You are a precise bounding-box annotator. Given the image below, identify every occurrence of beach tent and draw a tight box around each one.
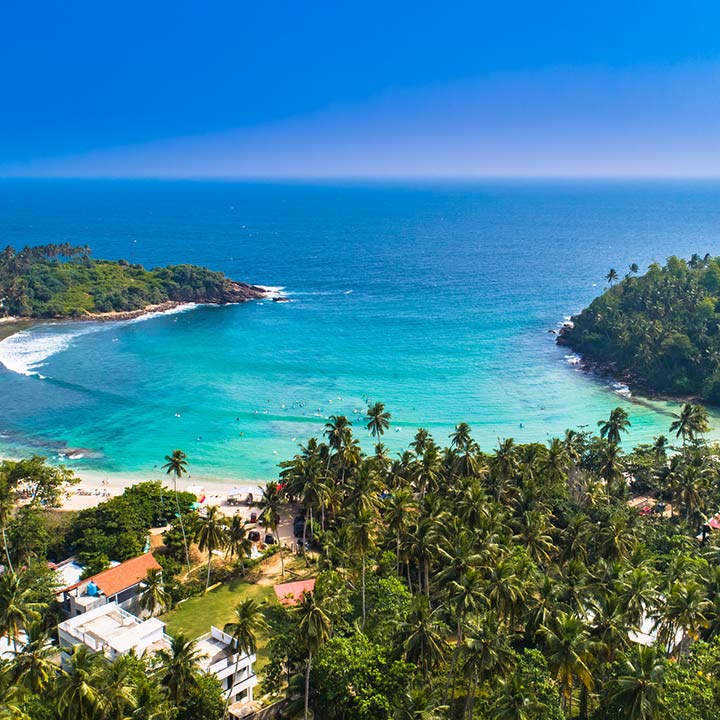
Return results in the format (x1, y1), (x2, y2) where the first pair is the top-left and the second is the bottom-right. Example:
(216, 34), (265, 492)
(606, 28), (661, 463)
(186, 485), (206, 503)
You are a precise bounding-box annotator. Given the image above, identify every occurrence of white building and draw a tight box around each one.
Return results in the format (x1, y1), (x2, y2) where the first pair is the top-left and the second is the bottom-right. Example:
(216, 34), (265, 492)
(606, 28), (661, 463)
(196, 626), (258, 705)
(57, 603), (169, 661)
(57, 604), (257, 706)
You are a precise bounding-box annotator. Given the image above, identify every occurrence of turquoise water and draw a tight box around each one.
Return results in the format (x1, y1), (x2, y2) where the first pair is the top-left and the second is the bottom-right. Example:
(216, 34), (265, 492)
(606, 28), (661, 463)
(1, 180), (720, 481)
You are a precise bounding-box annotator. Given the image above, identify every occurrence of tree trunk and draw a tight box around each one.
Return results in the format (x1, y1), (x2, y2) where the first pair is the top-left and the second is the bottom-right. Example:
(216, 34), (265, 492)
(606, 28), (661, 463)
(2, 526), (13, 574)
(278, 524), (285, 577)
(223, 639), (243, 717)
(361, 554), (366, 629)
(206, 551), (212, 590)
(304, 650), (312, 720)
(173, 477), (191, 571)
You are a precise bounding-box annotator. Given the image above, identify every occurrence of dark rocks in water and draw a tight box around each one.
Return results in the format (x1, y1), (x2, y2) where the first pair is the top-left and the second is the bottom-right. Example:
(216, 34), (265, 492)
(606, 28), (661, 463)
(216, 281), (269, 303)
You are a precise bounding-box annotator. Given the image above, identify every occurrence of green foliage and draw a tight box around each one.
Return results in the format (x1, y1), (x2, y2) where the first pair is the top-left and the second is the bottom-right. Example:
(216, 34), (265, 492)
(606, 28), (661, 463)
(561, 254), (720, 401)
(59, 482), (195, 562)
(0, 243), (238, 318)
(175, 673), (224, 720)
(311, 634), (414, 720)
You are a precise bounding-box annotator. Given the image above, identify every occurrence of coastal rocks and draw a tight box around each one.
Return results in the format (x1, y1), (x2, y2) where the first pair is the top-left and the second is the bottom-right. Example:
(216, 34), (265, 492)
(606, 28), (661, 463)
(216, 281), (269, 303)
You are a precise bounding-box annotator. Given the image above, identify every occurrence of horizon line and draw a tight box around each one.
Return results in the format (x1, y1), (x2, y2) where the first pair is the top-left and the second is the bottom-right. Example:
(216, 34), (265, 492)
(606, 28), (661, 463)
(3, 173), (720, 183)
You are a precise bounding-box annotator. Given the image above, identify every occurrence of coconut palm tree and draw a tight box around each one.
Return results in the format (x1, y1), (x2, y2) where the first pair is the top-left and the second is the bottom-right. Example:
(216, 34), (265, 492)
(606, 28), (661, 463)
(0, 571), (42, 651)
(366, 402), (391, 440)
(670, 403), (710, 445)
(139, 567), (170, 617)
(157, 633), (203, 708)
(55, 645), (110, 720)
(195, 505), (228, 590)
(258, 481), (285, 576)
(461, 616), (515, 720)
(225, 515), (252, 571)
(606, 645), (665, 720)
(540, 611), (594, 716)
(223, 598), (267, 715)
(162, 450), (191, 571)
(295, 590), (331, 720)
(606, 268), (619, 285)
(401, 595), (448, 682)
(10, 619), (56, 694)
(598, 407), (631, 445)
(323, 415), (352, 472)
(101, 654), (138, 720)
(384, 487), (418, 574)
(345, 505), (377, 628)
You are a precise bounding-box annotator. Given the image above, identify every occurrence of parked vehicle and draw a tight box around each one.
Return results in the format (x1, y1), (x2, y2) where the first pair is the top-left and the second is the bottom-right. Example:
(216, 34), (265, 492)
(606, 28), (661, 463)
(248, 530), (261, 542)
(264, 533), (276, 545)
(249, 511), (257, 523)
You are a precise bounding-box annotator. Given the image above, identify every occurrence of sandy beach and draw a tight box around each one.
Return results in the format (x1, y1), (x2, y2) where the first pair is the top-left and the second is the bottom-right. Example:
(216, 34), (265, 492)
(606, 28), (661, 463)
(38, 466), (267, 513)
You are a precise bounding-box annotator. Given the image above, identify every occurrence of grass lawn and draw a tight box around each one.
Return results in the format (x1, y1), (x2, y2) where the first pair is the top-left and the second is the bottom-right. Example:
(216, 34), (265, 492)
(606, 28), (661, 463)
(160, 556), (315, 671)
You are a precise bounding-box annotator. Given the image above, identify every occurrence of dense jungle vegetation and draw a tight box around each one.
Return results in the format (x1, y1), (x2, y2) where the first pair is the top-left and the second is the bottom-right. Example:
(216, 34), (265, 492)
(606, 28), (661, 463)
(4, 402), (720, 718)
(0, 244), (241, 318)
(560, 254), (720, 402)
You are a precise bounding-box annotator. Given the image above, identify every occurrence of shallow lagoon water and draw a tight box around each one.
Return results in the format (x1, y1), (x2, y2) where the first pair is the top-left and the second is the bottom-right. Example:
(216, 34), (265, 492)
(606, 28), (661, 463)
(1, 179), (720, 480)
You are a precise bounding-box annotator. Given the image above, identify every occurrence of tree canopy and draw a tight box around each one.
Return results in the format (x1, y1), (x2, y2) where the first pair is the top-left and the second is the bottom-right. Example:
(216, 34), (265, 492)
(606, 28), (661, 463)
(560, 254), (720, 402)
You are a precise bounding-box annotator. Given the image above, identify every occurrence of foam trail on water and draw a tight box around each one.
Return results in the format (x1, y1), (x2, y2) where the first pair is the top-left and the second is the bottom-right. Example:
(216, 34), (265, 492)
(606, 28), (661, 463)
(0, 303), (199, 377)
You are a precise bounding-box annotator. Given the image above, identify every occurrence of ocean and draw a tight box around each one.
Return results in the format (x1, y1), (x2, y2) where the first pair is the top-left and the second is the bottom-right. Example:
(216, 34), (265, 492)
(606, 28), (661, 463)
(1, 179), (719, 482)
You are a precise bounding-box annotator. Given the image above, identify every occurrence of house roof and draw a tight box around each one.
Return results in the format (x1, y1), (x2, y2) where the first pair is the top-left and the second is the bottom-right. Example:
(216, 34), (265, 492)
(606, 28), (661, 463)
(61, 553), (161, 597)
(273, 578), (316, 606)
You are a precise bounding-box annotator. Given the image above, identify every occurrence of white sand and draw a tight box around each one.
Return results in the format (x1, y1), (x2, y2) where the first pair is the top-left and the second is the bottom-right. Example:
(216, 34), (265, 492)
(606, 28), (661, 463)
(48, 467), (265, 512)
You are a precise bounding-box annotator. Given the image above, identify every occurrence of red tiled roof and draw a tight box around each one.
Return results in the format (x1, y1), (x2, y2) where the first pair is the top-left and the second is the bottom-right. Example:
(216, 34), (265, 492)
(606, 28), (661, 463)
(273, 579), (316, 606)
(61, 553), (161, 597)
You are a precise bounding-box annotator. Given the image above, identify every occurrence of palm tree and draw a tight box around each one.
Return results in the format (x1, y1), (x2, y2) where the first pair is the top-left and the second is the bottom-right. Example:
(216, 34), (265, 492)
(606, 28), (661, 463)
(10, 619), (56, 694)
(628, 262), (639, 276)
(55, 645), (110, 720)
(139, 567), (170, 617)
(162, 450), (191, 571)
(366, 402), (391, 440)
(461, 617), (515, 720)
(195, 505), (228, 590)
(670, 403), (710, 444)
(157, 633), (203, 708)
(345, 505), (377, 628)
(606, 645), (665, 720)
(598, 407), (631, 445)
(323, 415), (352, 472)
(101, 654), (138, 720)
(445, 568), (486, 702)
(225, 515), (252, 571)
(383, 487), (417, 574)
(606, 268), (619, 285)
(655, 580), (710, 652)
(401, 595), (448, 682)
(258, 481), (285, 576)
(540, 611), (594, 716)
(295, 590), (331, 720)
(0, 571), (42, 651)
(223, 598), (268, 715)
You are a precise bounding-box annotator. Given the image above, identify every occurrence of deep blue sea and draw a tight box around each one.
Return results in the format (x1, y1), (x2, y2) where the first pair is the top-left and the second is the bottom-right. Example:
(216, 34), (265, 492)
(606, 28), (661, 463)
(1, 179), (720, 482)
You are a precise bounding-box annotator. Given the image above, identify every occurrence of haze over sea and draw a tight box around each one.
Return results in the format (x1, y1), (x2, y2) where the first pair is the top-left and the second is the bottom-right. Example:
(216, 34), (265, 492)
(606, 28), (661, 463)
(1, 179), (719, 482)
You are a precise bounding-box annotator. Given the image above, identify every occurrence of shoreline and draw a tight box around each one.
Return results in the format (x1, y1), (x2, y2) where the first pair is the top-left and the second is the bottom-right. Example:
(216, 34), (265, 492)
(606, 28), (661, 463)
(39, 465), (268, 512)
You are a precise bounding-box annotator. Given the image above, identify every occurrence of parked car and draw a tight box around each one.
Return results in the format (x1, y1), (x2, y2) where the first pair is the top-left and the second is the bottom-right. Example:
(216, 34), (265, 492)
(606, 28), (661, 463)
(264, 533), (276, 545)
(248, 530), (261, 542)
(249, 511), (257, 523)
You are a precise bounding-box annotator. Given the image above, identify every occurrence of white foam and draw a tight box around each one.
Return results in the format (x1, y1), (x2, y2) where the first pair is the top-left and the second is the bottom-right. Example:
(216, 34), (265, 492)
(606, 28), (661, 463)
(256, 285), (286, 299)
(564, 353), (582, 366)
(611, 381), (632, 398)
(0, 303), (199, 378)
(0, 325), (102, 376)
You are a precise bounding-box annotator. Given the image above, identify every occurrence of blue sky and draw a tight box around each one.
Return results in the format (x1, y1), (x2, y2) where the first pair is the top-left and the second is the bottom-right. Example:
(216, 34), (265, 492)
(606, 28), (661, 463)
(2, 1), (720, 177)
